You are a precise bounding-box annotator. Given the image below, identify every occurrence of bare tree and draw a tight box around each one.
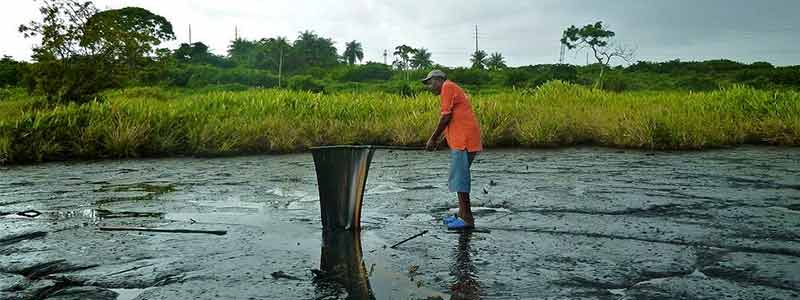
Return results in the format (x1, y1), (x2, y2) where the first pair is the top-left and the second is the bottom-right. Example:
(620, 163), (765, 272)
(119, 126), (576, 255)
(561, 21), (635, 89)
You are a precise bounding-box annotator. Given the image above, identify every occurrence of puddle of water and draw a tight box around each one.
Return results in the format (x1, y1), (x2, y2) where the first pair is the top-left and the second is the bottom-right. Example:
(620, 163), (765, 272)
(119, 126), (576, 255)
(404, 185), (438, 191)
(91, 182), (177, 204)
(287, 201), (317, 210)
(95, 196), (154, 204)
(315, 231), (450, 300)
(3, 181), (36, 187)
(165, 211), (288, 228)
(41, 208), (100, 221)
(447, 207), (512, 215)
(608, 288), (626, 296)
(267, 187), (310, 199)
(96, 182), (176, 194)
(769, 206), (800, 215)
(12, 208), (166, 222)
(689, 269), (709, 279)
(367, 262), (450, 300)
(112, 288), (147, 300)
(185, 195), (266, 211)
(266, 187), (321, 210)
(366, 183), (407, 195)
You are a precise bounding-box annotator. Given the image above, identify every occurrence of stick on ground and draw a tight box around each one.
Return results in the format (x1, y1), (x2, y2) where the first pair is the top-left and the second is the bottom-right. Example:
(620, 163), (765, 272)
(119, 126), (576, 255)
(390, 230), (429, 249)
(98, 226), (227, 235)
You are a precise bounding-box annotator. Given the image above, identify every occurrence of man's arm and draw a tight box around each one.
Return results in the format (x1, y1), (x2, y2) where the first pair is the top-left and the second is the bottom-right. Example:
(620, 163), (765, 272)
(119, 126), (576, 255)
(426, 113), (452, 151)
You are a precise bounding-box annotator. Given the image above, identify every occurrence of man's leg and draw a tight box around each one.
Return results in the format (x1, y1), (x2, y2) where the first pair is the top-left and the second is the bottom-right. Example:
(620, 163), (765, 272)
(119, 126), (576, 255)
(457, 192), (474, 225)
(455, 152), (477, 225)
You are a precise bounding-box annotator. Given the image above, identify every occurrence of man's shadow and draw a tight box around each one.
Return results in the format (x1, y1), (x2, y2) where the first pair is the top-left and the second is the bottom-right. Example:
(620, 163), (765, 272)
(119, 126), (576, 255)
(450, 231), (481, 300)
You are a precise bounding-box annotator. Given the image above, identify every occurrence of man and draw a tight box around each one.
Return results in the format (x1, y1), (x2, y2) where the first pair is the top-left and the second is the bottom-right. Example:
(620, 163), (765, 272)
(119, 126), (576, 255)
(422, 70), (483, 229)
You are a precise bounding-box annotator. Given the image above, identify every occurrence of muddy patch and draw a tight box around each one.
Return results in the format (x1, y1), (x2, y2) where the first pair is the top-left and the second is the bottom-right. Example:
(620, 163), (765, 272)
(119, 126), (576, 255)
(1, 147), (799, 299)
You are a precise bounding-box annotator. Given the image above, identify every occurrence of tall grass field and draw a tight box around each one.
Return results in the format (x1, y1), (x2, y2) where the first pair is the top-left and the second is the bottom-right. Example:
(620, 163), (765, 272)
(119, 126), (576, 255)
(1, 81), (798, 165)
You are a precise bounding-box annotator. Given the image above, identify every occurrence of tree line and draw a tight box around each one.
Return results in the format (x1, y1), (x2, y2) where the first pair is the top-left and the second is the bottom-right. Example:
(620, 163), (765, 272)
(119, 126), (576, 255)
(1, 0), (798, 102)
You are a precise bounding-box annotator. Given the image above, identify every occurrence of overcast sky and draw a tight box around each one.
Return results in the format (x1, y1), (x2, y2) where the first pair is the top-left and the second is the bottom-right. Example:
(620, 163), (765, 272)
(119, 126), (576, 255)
(2, 0), (799, 66)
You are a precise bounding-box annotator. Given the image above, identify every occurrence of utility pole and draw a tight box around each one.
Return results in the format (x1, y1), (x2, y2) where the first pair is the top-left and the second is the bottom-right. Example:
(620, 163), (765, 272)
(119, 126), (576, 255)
(559, 43), (565, 64)
(188, 24), (192, 44)
(383, 49), (388, 65)
(235, 25), (239, 41)
(278, 47), (284, 88)
(474, 24), (479, 53)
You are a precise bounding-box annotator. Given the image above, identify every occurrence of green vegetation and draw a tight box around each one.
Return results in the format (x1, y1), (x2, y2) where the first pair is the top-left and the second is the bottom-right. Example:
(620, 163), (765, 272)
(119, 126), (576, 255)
(2, 1), (797, 165)
(18, 1), (175, 102)
(1, 82), (798, 165)
(6, 1), (800, 99)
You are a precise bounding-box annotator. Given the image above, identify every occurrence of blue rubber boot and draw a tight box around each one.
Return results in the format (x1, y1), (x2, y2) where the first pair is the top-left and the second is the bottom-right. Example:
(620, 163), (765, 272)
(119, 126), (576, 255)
(446, 218), (475, 230)
(443, 214), (458, 225)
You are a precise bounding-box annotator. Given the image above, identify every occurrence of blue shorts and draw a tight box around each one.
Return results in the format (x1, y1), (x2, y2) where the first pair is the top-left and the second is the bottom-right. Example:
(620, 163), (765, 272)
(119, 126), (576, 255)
(449, 150), (477, 193)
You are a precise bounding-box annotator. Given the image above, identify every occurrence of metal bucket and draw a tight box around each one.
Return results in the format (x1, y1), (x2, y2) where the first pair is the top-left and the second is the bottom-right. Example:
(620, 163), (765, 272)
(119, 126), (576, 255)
(311, 145), (376, 232)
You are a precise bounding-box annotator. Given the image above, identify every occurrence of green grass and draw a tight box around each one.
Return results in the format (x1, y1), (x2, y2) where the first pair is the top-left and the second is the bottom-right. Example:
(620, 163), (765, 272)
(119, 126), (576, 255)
(1, 82), (798, 165)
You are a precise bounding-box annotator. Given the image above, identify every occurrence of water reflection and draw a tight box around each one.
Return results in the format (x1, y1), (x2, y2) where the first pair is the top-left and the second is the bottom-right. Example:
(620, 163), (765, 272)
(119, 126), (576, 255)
(450, 232), (481, 300)
(314, 230), (375, 300)
(42, 208), (164, 222)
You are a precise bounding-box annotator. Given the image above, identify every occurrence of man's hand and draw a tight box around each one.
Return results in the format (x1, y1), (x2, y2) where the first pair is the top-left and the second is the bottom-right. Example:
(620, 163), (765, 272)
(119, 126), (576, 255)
(426, 114), (452, 152)
(425, 138), (438, 151)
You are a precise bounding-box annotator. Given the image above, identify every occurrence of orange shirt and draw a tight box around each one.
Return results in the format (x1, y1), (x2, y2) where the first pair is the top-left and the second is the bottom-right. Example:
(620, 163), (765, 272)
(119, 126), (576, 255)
(440, 80), (482, 152)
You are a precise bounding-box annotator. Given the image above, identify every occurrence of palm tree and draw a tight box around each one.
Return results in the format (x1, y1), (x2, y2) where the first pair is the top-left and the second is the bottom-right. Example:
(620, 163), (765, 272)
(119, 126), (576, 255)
(470, 50), (488, 69)
(294, 30), (337, 68)
(260, 36), (291, 86)
(393, 44), (415, 80)
(410, 48), (433, 69)
(486, 52), (507, 70)
(343, 40), (364, 65)
(227, 38), (258, 67)
(393, 45), (414, 69)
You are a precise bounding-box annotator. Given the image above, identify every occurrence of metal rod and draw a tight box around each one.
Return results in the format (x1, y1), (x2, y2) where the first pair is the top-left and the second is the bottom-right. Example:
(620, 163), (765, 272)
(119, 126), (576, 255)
(389, 230), (429, 249)
(310, 145), (425, 151)
(368, 145), (425, 151)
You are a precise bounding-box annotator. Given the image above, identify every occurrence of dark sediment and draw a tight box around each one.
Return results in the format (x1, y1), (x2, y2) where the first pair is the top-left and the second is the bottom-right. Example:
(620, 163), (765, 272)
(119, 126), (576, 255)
(1, 147), (798, 299)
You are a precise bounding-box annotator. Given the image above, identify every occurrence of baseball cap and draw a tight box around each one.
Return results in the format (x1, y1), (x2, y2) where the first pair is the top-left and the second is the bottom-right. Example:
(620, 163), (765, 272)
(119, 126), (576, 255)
(421, 70), (447, 83)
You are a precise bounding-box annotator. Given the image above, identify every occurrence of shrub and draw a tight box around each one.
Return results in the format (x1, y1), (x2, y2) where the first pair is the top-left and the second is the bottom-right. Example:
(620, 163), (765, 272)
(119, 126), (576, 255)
(288, 75), (325, 93)
(0, 57), (21, 87)
(376, 81), (425, 97)
(677, 77), (719, 91)
(178, 65), (279, 88)
(601, 72), (635, 92)
(447, 68), (491, 86)
(338, 63), (393, 82)
(503, 65), (578, 88)
(23, 57), (118, 103)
